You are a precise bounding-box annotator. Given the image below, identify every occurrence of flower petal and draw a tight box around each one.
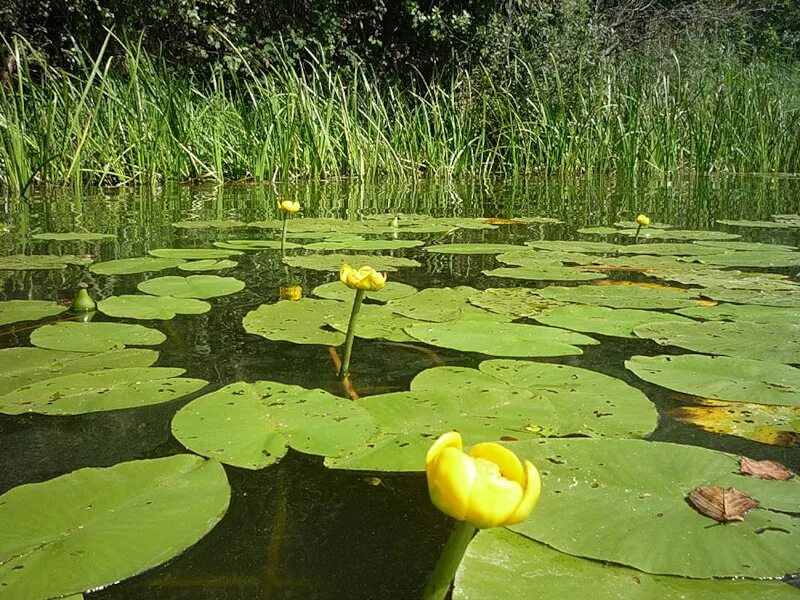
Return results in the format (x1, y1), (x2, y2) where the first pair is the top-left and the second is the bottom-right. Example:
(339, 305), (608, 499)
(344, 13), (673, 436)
(505, 460), (542, 525)
(468, 442), (525, 485)
(426, 431), (462, 467)
(427, 446), (475, 522)
(464, 470), (524, 528)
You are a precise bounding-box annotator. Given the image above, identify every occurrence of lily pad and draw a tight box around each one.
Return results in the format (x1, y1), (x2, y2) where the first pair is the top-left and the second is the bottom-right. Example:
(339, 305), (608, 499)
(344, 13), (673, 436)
(535, 305), (696, 338)
(0, 254), (93, 271)
(626, 354), (800, 406)
(670, 398), (800, 447)
(0, 367), (208, 415)
(32, 232), (116, 241)
(172, 381), (376, 469)
(98, 295), (211, 320)
(676, 303), (799, 324)
(0, 300), (67, 326)
(387, 287), (496, 323)
(312, 281), (417, 303)
(507, 438), (800, 578)
(0, 455), (229, 600)
(697, 287), (800, 307)
(30, 322), (166, 352)
(149, 248), (243, 260)
(526, 241), (619, 253)
(468, 288), (565, 319)
(304, 239), (424, 251)
(0, 348), (159, 395)
(138, 275), (245, 299)
(698, 251), (800, 268)
(282, 254), (420, 272)
(482, 266), (606, 282)
(243, 299), (347, 345)
(614, 220), (674, 229)
(90, 257), (185, 275)
(647, 229), (742, 241)
(213, 240), (302, 250)
(616, 243), (723, 256)
(634, 321), (800, 364)
(537, 284), (700, 309)
(178, 259), (238, 272)
(424, 243), (528, 255)
(454, 528), (799, 600)
(404, 320), (597, 357)
(717, 219), (795, 229)
(653, 269), (799, 291)
(496, 250), (596, 266)
(326, 303), (419, 342)
(577, 226), (619, 235)
(694, 241), (798, 252)
(172, 220), (245, 229)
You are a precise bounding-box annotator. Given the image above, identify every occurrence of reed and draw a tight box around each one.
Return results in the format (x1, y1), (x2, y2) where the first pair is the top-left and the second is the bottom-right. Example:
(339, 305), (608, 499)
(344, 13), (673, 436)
(1, 33), (799, 193)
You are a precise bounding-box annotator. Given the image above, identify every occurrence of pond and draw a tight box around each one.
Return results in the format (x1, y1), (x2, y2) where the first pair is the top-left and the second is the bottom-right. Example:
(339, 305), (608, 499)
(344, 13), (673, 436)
(0, 176), (798, 600)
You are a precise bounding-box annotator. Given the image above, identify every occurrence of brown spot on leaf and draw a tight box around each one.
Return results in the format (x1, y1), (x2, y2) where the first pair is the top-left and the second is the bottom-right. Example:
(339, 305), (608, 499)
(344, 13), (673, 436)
(688, 486), (759, 522)
(740, 456), (794, 481)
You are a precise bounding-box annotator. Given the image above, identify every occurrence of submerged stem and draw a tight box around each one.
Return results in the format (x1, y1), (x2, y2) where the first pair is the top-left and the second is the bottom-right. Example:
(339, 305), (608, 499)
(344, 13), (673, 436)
(339, 289), (366, 380)
(421, 520), (477, 600)
(632, 223), (642, 243)
(281, 213), (288, 257)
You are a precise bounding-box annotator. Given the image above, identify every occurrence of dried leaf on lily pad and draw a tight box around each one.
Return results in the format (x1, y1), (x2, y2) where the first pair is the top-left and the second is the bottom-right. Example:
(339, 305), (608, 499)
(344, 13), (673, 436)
(740, 457), (794, 481)
(688, 486), (759, 523)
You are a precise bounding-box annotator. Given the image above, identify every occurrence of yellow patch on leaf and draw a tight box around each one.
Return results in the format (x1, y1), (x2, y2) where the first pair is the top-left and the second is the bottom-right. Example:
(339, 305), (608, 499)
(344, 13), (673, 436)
(482, 218), (526, 225)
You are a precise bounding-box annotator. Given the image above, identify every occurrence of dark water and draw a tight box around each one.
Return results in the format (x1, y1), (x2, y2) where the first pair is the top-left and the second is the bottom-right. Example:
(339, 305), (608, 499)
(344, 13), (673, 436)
(0, 176), (798, 599)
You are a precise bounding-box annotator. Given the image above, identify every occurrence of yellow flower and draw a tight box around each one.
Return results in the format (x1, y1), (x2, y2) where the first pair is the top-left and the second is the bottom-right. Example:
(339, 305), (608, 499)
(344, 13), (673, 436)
(635, 214), (650, 227)
(278, 200), (300, 214)
(425, 431), (541, 529)
(279, 284), (303, 301)
(339, 263), (387, 292)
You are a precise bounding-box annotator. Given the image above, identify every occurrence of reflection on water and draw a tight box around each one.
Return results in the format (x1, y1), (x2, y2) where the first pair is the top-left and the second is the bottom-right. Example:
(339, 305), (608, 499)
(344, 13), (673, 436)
(0, 176), (798, 599)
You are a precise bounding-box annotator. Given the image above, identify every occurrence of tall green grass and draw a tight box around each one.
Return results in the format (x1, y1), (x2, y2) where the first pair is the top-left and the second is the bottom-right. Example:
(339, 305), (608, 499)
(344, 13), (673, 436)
(1, 34), (799, 193)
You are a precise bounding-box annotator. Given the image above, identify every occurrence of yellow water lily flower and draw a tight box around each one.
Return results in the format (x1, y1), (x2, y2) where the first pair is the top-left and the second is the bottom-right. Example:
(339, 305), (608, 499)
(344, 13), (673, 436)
(425, 431), (541, 529)
(339, 263), (387, 292)
(635, 214), (650, 227)
(278, 200), (301, 214)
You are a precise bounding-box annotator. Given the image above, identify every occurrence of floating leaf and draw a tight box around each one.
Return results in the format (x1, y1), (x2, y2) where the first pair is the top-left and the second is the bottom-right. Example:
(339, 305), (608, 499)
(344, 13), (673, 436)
(405, 320), (597, 357)
(537, 284), (700, 309)
(688, 486), (759, 523)
(653, 269), (798, 291)
(243, 299), (347, 345)
(740, 457), (794, 481)
(0, 300), (67, 325)
(213, 239), (302, 250)
(327, 303), (419, 342)
(0, 455), (229, 600)
(90, 257), (185, 275)
(468, 288), (564, 319)
(508, 438), (800, 578)
(669, 398), (800, 447)
(614, 221), (674, 229)
(526, 240), (619, 253)
(178, 259), (238, 272)
(282, 254), (420, 271)
(98, 295), (211, 320)
(454, 528), (798, 600)
(172, 381), (376, 469)
(32, 232), (115, 241)
(717, 219), (796, 229)
(496, 250), (596, 266)
(425, 243), (528, 255)
(694, 241), (798, 252)
(312, 281), (417, 303)
(696, 287), (800, 308)
(172, 220), (246, 229)
(616, 243), (723, 256)
(30, 322), (166, 352)
(483, 266), (606, 282)
(0, 367), (207, 415)
(626, 354), (800, 405)
(577, 226), (619, 235)
(634, 322), (800, 364)
(149, 248), (242, 259)
(304, 239), (424, 251)
(646, 229), (742, 241)
(676, 303), (799, 324)
(0, 254), (93, 271)
(698, 251), (800, 268)
(0, 347), (159, 395)
(138, 275), (245, 299)
(535, 305), (695, 338)
(387, 287), (494, 322)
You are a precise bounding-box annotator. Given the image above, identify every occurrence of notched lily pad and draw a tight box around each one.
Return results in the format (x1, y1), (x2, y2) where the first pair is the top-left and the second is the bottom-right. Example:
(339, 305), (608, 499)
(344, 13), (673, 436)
(468, 288), (564, 319)
(149, 248), (243, 260)
(178, 259), (238, 272)
(30, 322), (166, 352)
(243, 299), (347, 345)
(90, 257), (185, 275)
(138, 275), (245, 299)
(98, 295), (211, 320)
(538, 284), (700, 309)
(0, 300), (67, 326)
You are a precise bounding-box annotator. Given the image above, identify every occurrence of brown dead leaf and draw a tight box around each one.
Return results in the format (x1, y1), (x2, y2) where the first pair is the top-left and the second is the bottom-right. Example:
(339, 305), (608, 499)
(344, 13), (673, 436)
(688, 486), (759, 522)
(482, 217), (525, 225)
(740, 457), (795, 481)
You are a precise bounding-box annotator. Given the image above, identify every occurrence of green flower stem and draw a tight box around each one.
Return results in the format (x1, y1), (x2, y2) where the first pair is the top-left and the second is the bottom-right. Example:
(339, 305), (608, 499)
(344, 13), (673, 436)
(632, 223), (642, 243)
(339, 288), (366, 380)
(280, 213), (288, 256)
(421, 520), (477, 600)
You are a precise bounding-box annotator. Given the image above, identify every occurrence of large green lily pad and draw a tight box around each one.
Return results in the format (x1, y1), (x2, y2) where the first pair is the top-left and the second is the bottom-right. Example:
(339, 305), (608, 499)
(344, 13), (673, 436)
(98, 295), (211, 320)
(634, 321), (800, 364)
(526, 241), (619, 253)
(387, 287), (501, 323)
(537, 284), (700, 309)
(508, 438), (800, 578)
(496, 250), (596, 266)
(577, 226), (619, 235)
(535, 305), (696, 338)
(653, 269), (798, 291)
(483, 266), (606, 282)
(424, 243), (528, 255)
(243, 299), (347, 345)
(149, 248), (243, 260)
(304, 239), (424, 251)
(0, 455), (229, 600)
(626, 354), (800, 406)
(0, 348), (159, 395)
(0, 254), (93, 271)
(0, 367), (207, 415)
(282, 254), (420, 271)
(172, 381), (376, 469)
(0, 300), (67, 326)
(694, 241), (798, 252)
(617, 243), (723, 256)
(32, 232), (116, 241)
(676, 303), (799, 324)
(30, 322), (166, 352)
(312, 281), (417, 303)
(717, 219), (796, 229)
(646, 229), (742, 241)
(404, 320), (598, 357)
(90, 257), (185, 275)
(468, 288), (564, 319)
(138, 275), (245, 299)
(698, 251), (800, 268)
(454, 528), (799, 600)
(213, 240), (302, 250)
(697, 287), (800, 307)
(177, 259), (238, 272)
